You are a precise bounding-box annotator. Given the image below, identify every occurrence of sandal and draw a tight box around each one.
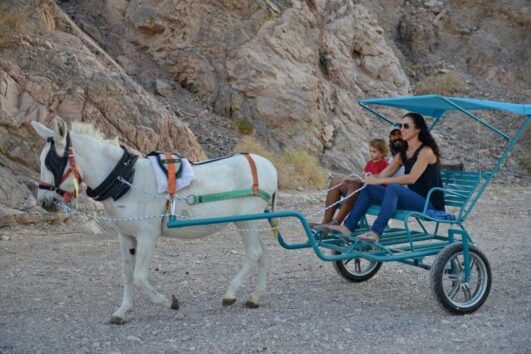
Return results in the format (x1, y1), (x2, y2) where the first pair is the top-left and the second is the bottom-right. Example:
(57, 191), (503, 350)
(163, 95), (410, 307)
(357, 231), (379, 242)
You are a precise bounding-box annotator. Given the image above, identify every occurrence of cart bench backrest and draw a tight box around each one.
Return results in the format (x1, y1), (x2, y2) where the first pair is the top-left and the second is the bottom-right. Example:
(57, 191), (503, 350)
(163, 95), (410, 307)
(366, 168), (488, 222)
(441, 168), (487, 221)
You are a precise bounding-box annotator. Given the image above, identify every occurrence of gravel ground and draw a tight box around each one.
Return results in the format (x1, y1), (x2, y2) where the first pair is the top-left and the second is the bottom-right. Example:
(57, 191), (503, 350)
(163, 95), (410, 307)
(1, 184), (530, 354)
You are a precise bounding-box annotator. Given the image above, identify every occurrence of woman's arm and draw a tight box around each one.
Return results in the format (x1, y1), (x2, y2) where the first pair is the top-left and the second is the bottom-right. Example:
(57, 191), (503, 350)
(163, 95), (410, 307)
(376, 154), (401, 178)
(366, 148), (436, 185)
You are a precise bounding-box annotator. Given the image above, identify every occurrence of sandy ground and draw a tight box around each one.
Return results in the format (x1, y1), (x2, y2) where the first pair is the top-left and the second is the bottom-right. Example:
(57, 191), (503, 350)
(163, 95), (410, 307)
(1, 184), (530, 354)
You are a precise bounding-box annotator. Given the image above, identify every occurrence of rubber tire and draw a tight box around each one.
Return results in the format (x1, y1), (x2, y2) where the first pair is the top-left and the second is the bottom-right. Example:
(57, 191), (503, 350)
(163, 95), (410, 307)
(430, 242), (492, 314)
(332, 250), (382, 282)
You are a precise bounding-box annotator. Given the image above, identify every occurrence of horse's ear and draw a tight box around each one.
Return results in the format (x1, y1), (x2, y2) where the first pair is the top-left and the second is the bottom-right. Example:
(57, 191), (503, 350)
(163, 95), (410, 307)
(52, 117), (68, 144)
(31, 121), (54, 139)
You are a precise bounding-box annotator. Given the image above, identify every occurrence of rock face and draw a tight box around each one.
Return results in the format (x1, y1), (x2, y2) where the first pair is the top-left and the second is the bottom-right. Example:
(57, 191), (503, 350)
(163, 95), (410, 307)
(0, 0), (206, 212)
(65, 0), (411, 171)
(1, 0), (529, 219)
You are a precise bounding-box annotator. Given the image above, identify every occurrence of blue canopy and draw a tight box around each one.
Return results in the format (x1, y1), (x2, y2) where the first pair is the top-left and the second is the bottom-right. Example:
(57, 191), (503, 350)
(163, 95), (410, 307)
(359, 95), (531, 118)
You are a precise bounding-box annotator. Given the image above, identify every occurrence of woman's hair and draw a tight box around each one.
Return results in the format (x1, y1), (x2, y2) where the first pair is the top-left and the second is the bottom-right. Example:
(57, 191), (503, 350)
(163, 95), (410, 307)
(369, 138), (388, 156)
(401, 112), (441, 162)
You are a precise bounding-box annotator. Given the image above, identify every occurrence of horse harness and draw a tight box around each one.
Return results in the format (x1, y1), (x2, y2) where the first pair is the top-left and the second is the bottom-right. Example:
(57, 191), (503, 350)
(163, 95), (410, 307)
(38, 133), (83, 202)
(40, 133), (269, 210)
(85, 149), (138, 201)
(185, 153), (270, 205)
(39, 133), (138, 202)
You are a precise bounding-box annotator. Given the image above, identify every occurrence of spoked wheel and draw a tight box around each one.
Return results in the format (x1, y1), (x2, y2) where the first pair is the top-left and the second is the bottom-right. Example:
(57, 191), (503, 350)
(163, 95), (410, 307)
(430, 243), (492, 314)
(332, 250), (382, 282)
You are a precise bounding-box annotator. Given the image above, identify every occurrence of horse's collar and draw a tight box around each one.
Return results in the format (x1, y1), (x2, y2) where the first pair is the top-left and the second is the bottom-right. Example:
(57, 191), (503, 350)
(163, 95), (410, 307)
(86, 147), (138, 202)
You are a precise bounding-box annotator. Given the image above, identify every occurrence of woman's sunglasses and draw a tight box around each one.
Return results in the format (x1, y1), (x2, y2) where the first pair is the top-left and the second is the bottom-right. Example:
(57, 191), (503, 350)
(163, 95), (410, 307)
(399, 123), (413, 130)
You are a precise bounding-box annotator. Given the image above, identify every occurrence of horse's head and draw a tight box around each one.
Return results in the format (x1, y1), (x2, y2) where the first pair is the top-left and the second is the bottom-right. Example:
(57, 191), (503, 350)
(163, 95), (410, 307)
(31, 117), (83, 211)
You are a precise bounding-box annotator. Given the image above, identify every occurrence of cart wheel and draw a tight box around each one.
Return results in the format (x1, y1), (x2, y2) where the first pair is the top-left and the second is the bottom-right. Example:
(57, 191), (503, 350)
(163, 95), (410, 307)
(332, 250), (382, 282)
(430, 243), (491, 314)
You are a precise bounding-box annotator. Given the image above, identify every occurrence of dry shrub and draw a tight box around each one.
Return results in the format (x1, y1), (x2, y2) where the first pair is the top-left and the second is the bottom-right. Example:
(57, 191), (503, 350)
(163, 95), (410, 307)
(233, 136), (275, 161)
(415, 71), (467, 95)
(233, 136), (328, 190)
(230, 118), (255, 135)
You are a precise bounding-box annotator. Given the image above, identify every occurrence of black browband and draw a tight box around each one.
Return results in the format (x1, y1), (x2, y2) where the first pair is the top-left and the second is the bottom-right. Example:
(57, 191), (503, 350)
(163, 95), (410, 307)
(86, 147), (138, 201)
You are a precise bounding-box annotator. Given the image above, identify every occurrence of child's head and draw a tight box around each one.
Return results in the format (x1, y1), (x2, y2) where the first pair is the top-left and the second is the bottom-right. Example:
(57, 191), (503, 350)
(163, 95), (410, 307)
(369, 138), (388, 161)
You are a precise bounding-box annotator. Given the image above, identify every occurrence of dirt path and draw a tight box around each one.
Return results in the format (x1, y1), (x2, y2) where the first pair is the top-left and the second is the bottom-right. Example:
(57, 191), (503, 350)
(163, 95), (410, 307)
(1, 184), (530, 353)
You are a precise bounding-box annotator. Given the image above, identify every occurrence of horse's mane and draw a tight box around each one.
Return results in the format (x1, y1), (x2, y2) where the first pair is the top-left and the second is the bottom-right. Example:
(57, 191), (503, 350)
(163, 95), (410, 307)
(71, 121), (119, 146)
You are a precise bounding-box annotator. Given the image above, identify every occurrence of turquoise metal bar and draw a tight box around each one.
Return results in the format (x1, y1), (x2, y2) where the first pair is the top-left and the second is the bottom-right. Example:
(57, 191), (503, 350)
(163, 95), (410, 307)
(463, 115), (530, 220)
(440, 97), (511, 141)
(462, 230), (472, 281)
(168, 210), (315, 250)
(358, 102), (398, 126)
(167, 209), (454, 263)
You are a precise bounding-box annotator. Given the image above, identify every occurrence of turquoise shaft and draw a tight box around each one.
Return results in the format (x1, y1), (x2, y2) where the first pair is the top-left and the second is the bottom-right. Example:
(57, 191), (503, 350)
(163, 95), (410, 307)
(166, 210), (458, 263)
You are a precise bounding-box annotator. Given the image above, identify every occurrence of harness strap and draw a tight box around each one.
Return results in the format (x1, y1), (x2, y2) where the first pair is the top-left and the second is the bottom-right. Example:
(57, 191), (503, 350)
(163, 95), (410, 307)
(165, 152), (177, 196)
(243, 153), (259, 196)
(185, 153), (271, 205)
(86, 147), (138, 201)
(188, 188), (271, 205)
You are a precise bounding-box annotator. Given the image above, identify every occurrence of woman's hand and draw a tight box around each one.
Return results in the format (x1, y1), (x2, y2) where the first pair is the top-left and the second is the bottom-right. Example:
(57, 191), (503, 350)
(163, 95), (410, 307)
(365, 175), (384, 185)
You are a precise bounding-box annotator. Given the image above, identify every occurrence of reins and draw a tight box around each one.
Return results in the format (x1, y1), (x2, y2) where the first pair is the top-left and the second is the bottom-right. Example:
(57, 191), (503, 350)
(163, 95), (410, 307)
(58, 173), (367, 233)
(38, 129), (366, 233)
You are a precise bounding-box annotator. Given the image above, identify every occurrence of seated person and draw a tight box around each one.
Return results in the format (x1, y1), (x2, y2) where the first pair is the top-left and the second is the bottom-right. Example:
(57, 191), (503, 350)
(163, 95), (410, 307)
(315, 131), (405, 227)
(324, 112), (445, 242)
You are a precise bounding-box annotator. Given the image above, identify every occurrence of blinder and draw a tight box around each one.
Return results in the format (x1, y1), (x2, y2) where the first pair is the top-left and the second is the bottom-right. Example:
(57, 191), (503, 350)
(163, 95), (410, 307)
(44, 134), (71, 188)
(39, 132), (82, 201)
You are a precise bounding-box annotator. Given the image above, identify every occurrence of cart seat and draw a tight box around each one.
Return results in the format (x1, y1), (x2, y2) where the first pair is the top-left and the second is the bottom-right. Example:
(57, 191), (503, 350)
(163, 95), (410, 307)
(365, 169), (486, 223)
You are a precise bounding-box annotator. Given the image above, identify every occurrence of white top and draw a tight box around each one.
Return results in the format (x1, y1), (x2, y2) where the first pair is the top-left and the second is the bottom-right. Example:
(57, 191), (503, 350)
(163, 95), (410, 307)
(388, 156), (405, 177)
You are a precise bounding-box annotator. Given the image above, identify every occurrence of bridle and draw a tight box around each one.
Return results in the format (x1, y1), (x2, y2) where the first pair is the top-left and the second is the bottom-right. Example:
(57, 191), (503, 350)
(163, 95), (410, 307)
(38, 132), (83, 202)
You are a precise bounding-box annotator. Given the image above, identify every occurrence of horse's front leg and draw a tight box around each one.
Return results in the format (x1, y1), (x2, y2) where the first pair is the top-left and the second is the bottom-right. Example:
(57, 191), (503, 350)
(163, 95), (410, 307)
(133, 233), (179, 311)
(110, 233), (136, 325)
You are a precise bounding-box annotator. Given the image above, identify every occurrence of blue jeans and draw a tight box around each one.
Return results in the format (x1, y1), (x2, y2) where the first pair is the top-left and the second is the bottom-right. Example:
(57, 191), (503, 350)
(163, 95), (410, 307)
(343, 184), (434, 235)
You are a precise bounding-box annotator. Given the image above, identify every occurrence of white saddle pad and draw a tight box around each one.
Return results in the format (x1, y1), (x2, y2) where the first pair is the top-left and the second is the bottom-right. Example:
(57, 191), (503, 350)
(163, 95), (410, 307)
(148, 156), (195, 194)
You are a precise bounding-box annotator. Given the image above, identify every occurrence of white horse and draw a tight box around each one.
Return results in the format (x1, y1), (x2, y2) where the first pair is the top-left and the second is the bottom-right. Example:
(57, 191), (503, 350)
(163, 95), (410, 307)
(31, 118), (278, 324)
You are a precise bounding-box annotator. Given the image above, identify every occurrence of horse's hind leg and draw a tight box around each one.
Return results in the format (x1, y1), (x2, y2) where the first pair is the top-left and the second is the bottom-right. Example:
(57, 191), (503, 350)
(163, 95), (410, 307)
(222, 222), (266, 307)
(133, 234), (179, 310)
(110, 233), (136, 325)
(247, 235), (269, 308)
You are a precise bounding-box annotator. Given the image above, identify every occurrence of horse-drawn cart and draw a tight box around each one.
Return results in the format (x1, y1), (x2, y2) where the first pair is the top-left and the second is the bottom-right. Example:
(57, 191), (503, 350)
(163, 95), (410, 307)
(168, 95), (530, 314)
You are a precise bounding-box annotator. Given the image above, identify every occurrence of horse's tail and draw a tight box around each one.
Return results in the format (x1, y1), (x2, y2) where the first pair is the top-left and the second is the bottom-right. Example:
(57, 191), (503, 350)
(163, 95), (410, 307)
(269, 191), (279, 239)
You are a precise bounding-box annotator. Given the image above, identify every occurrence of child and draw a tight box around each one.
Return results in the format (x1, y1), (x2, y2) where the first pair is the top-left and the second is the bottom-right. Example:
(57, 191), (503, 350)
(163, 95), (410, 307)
(364, 138), (389, 175)
(313, 137), (390, 227)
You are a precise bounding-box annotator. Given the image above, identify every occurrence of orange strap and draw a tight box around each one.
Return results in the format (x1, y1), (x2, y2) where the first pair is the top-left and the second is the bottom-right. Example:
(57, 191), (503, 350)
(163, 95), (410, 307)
(243, 154), (259, 196)
(165, 152), (176, 196)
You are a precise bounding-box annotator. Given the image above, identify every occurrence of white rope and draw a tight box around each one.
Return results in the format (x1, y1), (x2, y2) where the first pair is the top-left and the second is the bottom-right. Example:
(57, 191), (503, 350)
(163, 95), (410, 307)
(58, 173), (367, 233)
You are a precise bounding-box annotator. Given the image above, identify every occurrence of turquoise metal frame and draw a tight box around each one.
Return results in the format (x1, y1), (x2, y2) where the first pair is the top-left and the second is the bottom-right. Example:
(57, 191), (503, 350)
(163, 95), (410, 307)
(168, 95), (530, 277)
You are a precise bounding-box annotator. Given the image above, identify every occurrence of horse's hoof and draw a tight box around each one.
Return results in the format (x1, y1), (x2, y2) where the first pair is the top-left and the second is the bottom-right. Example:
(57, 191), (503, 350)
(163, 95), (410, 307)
(222, 298), (236, 307)
(245, 300), (259, 309)
(110, 316), (125, 325)
(170, 295), (179, 310)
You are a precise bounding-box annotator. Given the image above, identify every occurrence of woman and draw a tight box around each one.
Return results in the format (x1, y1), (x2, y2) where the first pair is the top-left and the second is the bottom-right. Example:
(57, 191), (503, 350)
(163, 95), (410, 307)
(324, 112), (445, 242)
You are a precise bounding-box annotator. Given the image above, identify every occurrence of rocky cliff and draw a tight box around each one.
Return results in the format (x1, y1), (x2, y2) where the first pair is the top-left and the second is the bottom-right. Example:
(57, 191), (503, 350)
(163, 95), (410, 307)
(0, 0), (529, 221)
(0, 0), (206, 218)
